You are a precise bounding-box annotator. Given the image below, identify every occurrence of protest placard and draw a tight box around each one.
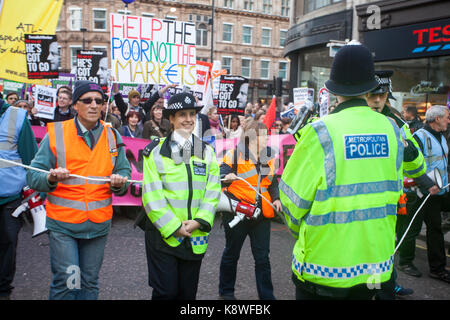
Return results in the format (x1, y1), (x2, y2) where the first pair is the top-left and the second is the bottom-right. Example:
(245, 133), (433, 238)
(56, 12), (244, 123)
(110, 13), (196, 86)
(51, 73), (75, 90)
(76, 50), (108, 88)
(318, 87), (330, 117)
(293, 87), (314, 109)
(217, 75), (248, 115)
(25, 34), (59, 79)
(34, 85), (57, 119)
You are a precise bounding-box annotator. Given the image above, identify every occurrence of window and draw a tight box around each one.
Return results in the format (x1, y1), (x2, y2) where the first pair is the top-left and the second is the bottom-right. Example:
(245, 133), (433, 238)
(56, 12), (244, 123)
(93, 9), (107, 31)
(241, 58), (252, 78)
(280, 30), (287, 47)
(222, 56), (232, 74)
(69, 7), (82, 31)
(244, 0), (254, 10)
(261, 28), (271, 47)
(223, 23), (233, 42)
(260, 60), (270, 79)
(304, 0), (343, 14)
(279, 61), (288, 80)
(281, 0), (290, 17)
(263, 0), (272, 14)
(224, 0), (234, 8)
(70, 46), (82, 69)
(196, 24), (208, 46)
(242, 26), (253, 45)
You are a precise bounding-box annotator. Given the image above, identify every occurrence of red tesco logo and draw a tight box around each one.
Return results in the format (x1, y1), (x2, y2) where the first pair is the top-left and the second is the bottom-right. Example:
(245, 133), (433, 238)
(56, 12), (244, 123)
(413, 24), (450, 45)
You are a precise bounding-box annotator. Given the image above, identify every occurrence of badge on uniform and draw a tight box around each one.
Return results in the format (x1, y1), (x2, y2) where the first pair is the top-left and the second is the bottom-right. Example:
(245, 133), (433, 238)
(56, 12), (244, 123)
(193, 161), (206, 176)
(344, 134), (389, 160)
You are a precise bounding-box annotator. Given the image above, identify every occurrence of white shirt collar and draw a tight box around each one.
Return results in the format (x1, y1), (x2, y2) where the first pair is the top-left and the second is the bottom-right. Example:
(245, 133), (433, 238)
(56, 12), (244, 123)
(171, 130), (193, 147)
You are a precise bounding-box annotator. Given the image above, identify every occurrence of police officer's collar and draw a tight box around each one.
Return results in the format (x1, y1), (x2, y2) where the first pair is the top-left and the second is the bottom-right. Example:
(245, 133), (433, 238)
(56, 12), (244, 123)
(159, 131), (207, 160)
(330, 98), (369, 114)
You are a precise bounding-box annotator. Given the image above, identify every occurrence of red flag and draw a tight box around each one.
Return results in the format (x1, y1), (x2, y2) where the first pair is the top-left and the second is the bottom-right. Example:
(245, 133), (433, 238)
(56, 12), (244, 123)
(263, 95), (277, 130)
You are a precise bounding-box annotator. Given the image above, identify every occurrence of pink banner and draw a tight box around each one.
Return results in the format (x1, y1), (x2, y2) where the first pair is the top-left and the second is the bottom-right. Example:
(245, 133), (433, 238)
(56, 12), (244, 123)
(32, 126), (296, 206)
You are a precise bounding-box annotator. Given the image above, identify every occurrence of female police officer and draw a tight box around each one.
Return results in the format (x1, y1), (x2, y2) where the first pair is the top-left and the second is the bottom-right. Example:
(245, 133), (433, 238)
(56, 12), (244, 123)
(141, 92), (221, 300)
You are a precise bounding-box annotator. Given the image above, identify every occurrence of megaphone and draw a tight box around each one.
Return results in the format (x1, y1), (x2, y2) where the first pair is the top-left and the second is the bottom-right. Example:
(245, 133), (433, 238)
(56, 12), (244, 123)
(427, 167), (444, 190)
(11, 186), (48, 237)
(216, 192), (261, 228)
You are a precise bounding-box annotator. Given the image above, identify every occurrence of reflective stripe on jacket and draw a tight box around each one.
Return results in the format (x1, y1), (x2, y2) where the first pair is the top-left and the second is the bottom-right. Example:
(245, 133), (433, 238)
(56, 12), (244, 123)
(142, 135), (221, 255)
(414, 128), (449, 195)
(280, 104), (403, 289)
(222, 145), (278, 218)
(46, 119), (118, 223)
(0, 107), (27, 197)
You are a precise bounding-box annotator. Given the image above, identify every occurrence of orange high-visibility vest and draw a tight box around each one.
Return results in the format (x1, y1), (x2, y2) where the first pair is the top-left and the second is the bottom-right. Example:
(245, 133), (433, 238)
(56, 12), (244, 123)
(223, 146), (277, 218)
(397, 193), (407, 215)
(46, 119), (118, 224)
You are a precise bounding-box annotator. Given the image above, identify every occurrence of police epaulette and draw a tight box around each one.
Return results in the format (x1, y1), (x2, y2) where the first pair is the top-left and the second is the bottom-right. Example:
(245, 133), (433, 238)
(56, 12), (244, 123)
(143, 138), (160, 157)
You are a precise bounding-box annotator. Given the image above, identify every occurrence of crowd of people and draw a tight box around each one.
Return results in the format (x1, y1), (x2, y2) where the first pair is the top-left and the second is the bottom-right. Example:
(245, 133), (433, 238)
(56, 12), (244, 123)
(0, 43), (449, 302)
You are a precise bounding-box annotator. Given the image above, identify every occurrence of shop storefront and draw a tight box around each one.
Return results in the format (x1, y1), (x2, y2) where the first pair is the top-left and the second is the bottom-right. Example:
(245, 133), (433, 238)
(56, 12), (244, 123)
(357, 1), (450, 119)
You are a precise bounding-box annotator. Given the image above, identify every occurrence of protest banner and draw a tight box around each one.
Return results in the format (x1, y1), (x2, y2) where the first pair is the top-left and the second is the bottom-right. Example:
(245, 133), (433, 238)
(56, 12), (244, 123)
(194, 60), (212, 106)
(33, 85), (57, 119)
(51, 73), (76, 90)
(217, 75), (248, 115)
(76, 50), (108, 89)
(31, 126), (296, 206)
(0, 0), (63, 84)
(25, 34), (59, 79)
(110, 13), (197, 86)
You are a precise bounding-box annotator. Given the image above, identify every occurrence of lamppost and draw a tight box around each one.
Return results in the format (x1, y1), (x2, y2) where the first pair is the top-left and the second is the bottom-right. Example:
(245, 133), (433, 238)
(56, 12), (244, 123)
(80, 28), (87, 50)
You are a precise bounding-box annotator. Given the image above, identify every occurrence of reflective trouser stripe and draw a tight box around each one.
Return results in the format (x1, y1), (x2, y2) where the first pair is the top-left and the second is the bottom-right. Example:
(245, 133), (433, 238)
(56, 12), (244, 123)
(47, 194), (112, 211)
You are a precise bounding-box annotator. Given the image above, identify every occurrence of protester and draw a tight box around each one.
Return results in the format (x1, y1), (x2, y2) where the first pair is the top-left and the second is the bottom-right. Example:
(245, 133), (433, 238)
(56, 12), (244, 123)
(0, 99), (38, 300)
(43, 89), (75, 123)
(101, 101), (121, 130)
(272, 119), (283, 134)
(279, 117), (291, 134)
(218, 119), (280, 300)
(5, 92), (19, 106)
(397, 105), (450, 284)
(254, 110), (265, 123)
(142, 104), (171, 140)
(14, 100), (42, 126)
(207, 106), (222, 139)
(279, 43), (419, 300)
(119, 110), (143, 138)
(222, 114), (243, 140)
(402, 106), (424, 133)
(27, 80), (131, 300)
(141, 92), (220, 300)
(366, 70), (435, 298)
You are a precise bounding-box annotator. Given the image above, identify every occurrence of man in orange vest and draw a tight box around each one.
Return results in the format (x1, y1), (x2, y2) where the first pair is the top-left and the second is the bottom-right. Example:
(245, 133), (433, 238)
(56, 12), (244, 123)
(27, 81), (131, 300)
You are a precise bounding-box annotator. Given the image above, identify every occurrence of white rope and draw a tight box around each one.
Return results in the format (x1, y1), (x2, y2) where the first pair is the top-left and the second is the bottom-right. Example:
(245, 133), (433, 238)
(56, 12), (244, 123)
(394, 183), (449, 254)
(0, 158), (141, 184)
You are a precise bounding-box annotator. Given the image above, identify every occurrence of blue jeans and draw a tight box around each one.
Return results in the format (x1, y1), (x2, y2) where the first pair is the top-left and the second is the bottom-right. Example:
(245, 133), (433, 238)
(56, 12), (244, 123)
(219, 213), (275, 300)
(48, 231), (107, 300)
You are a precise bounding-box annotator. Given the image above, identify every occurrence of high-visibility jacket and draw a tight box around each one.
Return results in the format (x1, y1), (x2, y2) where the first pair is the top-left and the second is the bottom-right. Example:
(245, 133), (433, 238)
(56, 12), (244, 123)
(280, 101), (404, 289)
(0, 106), (27, 197)
(142, 135), (221, 255)
(414, 128), (449, 195)
(46, 119), (118, 224)
(222, 145), (278, 218)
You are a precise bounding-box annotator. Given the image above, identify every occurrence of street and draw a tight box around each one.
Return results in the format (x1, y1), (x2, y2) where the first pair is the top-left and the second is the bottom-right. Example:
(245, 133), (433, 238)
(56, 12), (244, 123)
(10, 211), (450, 300)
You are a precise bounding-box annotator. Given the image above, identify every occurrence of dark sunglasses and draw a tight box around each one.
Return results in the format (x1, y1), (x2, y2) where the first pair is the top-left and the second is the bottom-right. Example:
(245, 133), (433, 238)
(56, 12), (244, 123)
(79, 98), (104, 105)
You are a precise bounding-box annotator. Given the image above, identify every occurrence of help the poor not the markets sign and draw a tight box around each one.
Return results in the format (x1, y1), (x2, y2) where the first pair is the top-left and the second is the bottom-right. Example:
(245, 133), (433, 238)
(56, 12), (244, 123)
(110, 14), (196, 86)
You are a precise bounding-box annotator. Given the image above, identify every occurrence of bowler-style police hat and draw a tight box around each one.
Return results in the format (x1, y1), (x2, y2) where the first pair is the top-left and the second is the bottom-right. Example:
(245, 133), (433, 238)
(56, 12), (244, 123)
(325, 43), (378, 97)
(162, 92), (202, 119)
(372, 70), (396, 100)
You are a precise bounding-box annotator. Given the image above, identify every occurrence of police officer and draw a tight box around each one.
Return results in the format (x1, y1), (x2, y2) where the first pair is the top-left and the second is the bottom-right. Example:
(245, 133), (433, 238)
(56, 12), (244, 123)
(397, 105), (450, 283)
(367, 70), (440, 297)
(142, 92), (221, 300)
(279, 43), (421, 299)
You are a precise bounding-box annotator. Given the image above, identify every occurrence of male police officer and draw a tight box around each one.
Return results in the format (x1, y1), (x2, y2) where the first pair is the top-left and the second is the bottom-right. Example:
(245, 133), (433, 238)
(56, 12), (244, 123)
(279, 43), (423, 299)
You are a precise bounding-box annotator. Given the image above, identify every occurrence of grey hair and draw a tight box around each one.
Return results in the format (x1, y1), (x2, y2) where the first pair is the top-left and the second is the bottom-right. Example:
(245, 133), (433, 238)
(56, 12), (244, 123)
(425, 105), (448, 123)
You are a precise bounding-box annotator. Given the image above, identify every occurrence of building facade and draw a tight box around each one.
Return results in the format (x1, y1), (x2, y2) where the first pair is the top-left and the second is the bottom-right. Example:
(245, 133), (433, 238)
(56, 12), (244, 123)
(285, 0), (450, 115)
(55, 0), (291, 103)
